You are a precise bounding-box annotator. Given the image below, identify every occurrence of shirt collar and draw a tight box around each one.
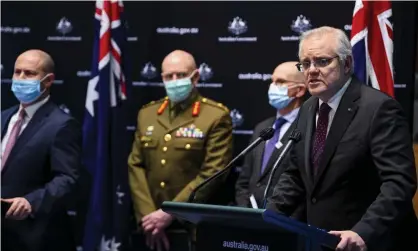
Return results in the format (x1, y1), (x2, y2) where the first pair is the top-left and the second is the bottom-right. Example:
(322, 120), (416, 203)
(169, 88), (199, 111)
(318, 77), (352, 112)
(276, 106), (300, 124)
(20, 95), (50, 119)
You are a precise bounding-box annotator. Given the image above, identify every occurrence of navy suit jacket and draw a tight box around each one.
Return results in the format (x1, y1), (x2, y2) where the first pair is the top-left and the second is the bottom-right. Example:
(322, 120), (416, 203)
(1, 100), (81, 251)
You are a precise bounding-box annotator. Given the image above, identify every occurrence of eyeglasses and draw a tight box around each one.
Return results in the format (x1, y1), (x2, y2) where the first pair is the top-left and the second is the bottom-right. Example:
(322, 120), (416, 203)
(295, 56), (339, 72)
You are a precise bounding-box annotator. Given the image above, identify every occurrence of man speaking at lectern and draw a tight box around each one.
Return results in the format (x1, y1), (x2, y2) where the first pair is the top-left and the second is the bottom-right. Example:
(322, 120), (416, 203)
(267, 26), (418, 251)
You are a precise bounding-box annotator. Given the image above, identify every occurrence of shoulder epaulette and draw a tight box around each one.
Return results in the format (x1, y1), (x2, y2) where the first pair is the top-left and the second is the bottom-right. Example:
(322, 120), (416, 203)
(142, 96), (167, 109)
(200, 97), (230, 113)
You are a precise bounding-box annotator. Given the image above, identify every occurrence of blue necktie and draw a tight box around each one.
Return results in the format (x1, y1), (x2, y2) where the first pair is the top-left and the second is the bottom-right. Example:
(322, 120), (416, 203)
(260, 117), (287, 174)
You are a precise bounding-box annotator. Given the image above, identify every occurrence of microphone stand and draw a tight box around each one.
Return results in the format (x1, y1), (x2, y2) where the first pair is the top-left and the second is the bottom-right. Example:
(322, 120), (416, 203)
(261, 129), (301, 209)
(188, 127), (275, 203)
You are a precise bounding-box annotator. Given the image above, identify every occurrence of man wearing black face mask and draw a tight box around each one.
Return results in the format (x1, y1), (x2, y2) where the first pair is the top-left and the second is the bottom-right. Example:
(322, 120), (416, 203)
(235, 61), (306, 217)
(1, 49), (81, 251)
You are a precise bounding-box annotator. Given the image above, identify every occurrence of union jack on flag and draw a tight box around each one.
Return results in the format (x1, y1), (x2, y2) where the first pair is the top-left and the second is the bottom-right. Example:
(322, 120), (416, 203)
(350, 0), (394, 97)
(82, 0), (131, 250)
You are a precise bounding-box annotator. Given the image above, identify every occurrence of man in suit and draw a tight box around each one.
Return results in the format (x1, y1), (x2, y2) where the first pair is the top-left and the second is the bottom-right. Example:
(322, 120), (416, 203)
(267, 26), (418, 251)
(128, 50), (233, 251)
(235, 61), (306, 212)
(1, 49), (81, 251)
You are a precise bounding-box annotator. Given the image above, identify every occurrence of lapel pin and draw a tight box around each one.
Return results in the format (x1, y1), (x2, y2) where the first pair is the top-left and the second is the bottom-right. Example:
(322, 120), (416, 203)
(348, 108), (352, 112)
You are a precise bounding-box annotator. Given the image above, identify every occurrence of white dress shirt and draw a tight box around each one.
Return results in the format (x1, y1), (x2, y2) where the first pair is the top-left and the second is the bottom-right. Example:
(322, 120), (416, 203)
(266, 106), (300, 149)
(1, 96), (50, 158)
(317, 77), (352, 135)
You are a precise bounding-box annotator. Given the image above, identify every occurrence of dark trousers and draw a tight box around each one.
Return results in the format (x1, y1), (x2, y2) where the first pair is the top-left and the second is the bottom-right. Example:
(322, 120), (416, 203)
(130, 229), (192, 251)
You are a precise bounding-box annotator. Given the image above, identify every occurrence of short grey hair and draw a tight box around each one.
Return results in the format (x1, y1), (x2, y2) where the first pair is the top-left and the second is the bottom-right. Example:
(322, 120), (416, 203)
(298, 26), (354, 73)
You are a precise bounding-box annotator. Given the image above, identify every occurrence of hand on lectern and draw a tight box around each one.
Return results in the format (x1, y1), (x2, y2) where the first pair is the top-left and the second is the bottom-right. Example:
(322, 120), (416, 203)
(142, 209), (173, 231)
(329, 230), (367, 251)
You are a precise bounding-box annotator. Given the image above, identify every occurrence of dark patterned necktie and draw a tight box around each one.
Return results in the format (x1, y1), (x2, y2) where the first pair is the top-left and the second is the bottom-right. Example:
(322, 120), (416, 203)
(312, 103), (331, 174)
(260, 117), (287, 174)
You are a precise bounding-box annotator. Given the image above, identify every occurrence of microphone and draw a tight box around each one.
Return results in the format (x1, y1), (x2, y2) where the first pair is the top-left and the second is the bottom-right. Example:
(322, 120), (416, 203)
(261, 109), (303, 209)
(187, 127), (275, 203)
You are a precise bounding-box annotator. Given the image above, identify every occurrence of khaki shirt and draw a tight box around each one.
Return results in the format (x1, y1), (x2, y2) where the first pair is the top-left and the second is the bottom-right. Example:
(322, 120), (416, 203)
(128, 90), (233, 222)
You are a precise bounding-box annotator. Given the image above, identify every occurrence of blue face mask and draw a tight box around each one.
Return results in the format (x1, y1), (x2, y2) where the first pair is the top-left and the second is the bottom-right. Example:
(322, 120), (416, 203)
(268, 83), (295, 110)
(11, 75), (49, 104)
(163, 77), (193, 103)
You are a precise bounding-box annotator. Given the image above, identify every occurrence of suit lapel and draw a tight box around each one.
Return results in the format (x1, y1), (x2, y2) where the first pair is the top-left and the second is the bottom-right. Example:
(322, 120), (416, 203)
(304, 99), (318, 187)
(1, 106), (18, 140)
(259, 146), (280, 181)
(313, 79), (360, 188)
(2, 101), (55, 174)
(254, 143), (266, 178)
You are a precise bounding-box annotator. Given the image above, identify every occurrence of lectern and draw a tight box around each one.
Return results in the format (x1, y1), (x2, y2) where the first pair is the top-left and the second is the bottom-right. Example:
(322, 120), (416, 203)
(162, 202), (339, 251)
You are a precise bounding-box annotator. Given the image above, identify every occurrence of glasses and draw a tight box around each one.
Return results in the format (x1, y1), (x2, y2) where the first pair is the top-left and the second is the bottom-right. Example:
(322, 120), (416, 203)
(295, 56), (339, 72)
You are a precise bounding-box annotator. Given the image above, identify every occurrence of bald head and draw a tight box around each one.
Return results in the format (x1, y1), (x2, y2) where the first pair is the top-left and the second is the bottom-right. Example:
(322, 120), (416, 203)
(272, 61), (305, 83)
(162, 50), (197, 72)
(13, 49), (56, 101)
(16, 49), (55, 74)
(269, 61), (307, 112)
(161, 50), (199, 84)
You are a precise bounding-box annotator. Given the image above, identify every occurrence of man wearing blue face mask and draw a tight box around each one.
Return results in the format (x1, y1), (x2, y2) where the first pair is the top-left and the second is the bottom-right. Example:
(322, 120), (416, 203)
(235, 61), (306, 217)
(1, 49), (81, 251)
(128, 50), (233, 251)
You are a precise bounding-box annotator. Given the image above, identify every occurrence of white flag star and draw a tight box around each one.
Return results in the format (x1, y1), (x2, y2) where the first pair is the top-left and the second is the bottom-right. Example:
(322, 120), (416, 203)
(109, 237), (121, 251)
(86, 75), (99, 117)
(116, 185), (125, 205)
(99, 235), (110, 251)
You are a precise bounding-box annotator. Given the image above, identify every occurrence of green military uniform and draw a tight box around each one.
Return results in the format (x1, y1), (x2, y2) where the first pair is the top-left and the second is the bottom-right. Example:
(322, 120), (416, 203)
(128, 89), (233, 223)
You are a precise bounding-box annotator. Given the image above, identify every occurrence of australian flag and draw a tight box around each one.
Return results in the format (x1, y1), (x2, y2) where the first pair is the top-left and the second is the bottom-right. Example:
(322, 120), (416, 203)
(350, 0), (394, 97)
(82, 1), (131, 250)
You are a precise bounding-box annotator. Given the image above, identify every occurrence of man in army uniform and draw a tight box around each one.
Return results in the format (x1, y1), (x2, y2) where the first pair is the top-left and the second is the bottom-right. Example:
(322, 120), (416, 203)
(128, 50), (233, 250)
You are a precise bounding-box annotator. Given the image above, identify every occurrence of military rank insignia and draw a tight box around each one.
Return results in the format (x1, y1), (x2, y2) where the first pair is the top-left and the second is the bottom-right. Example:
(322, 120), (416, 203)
(192, 101), (200, 117)
(175, 124), (204, 139)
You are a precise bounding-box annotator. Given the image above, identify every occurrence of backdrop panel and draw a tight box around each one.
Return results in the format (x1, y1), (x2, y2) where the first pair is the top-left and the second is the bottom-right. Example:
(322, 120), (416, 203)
(1, 1), (416, 249)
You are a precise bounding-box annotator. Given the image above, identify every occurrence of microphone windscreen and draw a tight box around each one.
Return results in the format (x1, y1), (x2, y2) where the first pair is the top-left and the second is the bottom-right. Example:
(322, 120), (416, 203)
(289, 129), (302, 142)
(259, 127), (275, 140)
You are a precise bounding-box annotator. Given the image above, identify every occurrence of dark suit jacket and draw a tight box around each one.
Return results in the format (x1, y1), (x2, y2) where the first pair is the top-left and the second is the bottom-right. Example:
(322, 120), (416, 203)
(1, 100), (81, 251)
(267, 77), (418, 251)
(235, 116), (305, 220)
